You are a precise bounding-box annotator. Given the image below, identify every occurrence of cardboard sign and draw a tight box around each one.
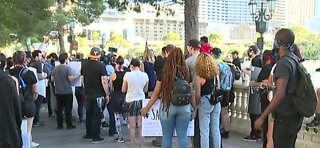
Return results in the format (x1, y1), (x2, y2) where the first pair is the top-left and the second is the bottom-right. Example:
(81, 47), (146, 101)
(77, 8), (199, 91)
(142, 99), (194, 137)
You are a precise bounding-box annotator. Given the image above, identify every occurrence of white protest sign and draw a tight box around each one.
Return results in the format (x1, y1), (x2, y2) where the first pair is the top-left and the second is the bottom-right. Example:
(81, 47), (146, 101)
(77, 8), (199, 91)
(142, 99), (194, 137)
(55, 61), (82, 87)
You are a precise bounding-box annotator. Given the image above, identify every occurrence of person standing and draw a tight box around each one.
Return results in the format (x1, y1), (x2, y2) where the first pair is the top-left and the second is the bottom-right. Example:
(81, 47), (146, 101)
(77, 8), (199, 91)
(194, 53), (221, 148)
(81, 47), (110, 144)
(30, 50), (47, 127)
(200, 36), (213, 55)
(242, 45), (263, 142)
(231, 51), (242, 70)
(255, 28), (303, 148)
(122, 59), (149, 148)
(9, 51), (39, 147)
(51, 53), (79, 130)
(0, 53), (22, 148)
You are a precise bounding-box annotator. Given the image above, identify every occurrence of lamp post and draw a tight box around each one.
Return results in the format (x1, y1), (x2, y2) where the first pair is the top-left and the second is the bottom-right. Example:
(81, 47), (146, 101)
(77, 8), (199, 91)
(100, 33), (107, 50)
(249, 0), (276, 53)
(68, 17), (76, 54)
(26, 37), (31, 51)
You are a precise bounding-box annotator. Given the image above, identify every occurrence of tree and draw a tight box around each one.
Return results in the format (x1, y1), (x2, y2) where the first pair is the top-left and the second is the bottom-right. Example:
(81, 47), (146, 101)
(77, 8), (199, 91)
(162, 32), (181, 46)
(106, 34), (130, 49)
(209, 32), (223, 45)
(0, 0), (53, 47)
(53, 0), (105, 53)
(107, 0), (199, 54)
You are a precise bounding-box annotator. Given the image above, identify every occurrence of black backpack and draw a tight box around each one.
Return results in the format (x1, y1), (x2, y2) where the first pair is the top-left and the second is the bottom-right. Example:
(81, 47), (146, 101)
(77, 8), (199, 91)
(171, 77), (192, 106)
(209, 77), (223, 105)
(287, 55), (317, 117)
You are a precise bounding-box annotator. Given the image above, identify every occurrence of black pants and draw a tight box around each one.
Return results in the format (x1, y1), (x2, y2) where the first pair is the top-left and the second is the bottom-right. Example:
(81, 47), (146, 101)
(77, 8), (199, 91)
(85, 95), (103, 139)
(55, 94), (73, 127)
(107, 105), (117, 135)
(34, 95), (45, 124)
(75, 87), (84, 120)
(249, 114), (260, 137)
(273, 115), (303, 148)
(260, 94), (270, 148)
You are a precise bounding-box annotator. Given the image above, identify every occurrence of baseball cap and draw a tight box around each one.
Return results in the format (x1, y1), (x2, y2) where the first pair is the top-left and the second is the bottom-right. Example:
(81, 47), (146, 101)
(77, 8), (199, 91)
(187, 39), (201, 49)
(89, 47), (101, 58)
(248, 45), (259, 53)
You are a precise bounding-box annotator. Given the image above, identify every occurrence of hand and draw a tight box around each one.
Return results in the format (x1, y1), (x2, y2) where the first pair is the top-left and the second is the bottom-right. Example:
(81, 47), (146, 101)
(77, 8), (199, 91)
(104, 96), (109, 104)
(140, 107), (149, 117)
(254, 117), (264, 131)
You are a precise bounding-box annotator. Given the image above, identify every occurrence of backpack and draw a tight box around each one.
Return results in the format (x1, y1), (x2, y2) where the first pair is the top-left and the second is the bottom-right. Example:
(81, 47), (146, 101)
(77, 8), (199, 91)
(209, 77), (223, 105)
(233, 66), (241, 80)
(287, 55), (317, 117)
(171, 77), (192, 106)
(17, 67), (28, 113)
(218, 62), (233, 91)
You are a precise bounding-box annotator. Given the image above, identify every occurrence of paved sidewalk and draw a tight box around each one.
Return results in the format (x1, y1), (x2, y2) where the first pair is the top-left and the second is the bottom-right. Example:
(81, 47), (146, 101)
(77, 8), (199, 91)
(32, 112), (262, 148)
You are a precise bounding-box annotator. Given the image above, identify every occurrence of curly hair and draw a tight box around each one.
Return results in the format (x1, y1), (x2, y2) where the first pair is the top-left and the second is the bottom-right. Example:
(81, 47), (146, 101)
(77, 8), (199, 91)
(161, 47), (189, 112)
(195, 53), (219, 80)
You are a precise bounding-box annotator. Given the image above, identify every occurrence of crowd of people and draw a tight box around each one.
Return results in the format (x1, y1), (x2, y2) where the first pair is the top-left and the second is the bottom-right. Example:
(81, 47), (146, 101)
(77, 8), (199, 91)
(1, 28), (320, 148)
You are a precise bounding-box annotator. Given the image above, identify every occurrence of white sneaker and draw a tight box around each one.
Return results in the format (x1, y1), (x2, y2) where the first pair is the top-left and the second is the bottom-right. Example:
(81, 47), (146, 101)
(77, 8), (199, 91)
(31, 142), (40, 147)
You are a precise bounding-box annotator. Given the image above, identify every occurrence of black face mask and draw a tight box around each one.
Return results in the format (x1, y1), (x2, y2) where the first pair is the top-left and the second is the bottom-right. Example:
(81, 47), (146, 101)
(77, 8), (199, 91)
(247, 52), (252, 58)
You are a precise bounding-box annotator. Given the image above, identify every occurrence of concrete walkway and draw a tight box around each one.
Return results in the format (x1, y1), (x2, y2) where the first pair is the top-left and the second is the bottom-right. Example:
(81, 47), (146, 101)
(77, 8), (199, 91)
(32, 112), (262, 148)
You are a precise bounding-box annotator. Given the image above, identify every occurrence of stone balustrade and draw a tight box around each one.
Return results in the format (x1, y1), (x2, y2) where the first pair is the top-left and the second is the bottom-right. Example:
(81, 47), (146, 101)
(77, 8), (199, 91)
(231, 82), (320, 148)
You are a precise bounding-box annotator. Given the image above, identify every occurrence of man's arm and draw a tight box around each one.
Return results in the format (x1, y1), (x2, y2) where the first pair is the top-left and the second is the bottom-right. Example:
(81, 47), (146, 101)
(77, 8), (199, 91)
(101, 75), (109, 103)
(259, 78), (287, 120)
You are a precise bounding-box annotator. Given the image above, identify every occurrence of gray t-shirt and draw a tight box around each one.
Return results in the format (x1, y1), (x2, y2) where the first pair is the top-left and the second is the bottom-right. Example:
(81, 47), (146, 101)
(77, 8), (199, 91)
(186, 53), (199, 81)
(273, 53), (298, 116)
(52, 64), (73, 95)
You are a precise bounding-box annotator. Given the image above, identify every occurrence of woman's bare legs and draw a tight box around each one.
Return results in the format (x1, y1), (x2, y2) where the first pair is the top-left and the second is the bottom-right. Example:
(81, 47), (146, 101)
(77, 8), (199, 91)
(137, 116), (144, 148)
(27, 117), (34, 146)
(129, 116), (136, 148)
(221, 107), (231, 132)
(266, 120), (274, 148)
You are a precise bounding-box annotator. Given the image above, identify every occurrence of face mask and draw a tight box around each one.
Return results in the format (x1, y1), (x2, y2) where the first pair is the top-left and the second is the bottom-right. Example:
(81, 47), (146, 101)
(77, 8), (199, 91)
(247, 51), (252, 58)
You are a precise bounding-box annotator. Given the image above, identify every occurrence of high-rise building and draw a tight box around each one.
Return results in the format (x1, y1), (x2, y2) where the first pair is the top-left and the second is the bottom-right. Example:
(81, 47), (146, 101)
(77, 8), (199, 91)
(315, 0), (320, 17)
(225, 0), (253, 24)
(286, 0), (315, 26)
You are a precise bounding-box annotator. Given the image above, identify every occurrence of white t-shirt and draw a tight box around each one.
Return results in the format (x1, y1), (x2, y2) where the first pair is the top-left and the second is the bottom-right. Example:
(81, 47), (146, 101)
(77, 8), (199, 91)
(124, 70), (149, 102)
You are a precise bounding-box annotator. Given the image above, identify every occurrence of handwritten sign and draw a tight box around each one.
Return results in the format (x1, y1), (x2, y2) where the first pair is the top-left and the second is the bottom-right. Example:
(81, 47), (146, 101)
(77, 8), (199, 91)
(142, 99), (194, 137)
(55, 61), (82, 87)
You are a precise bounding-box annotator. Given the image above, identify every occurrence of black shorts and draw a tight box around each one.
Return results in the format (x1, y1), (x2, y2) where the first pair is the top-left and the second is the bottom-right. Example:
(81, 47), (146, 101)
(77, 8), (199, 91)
(21, 100), (36, 118)
(220, 90), (230, 107)
(129, 100), (142, 117)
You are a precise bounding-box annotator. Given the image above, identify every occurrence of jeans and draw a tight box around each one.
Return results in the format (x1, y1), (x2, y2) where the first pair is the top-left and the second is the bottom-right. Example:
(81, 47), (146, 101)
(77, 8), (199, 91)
(75, 87), (84, 120)
(85, 95), (103, 139)
(55, 94), (73, 127)
(199, 95), (221, 148)
(273, 114), (303, 148)
(160, 103), (191, 148)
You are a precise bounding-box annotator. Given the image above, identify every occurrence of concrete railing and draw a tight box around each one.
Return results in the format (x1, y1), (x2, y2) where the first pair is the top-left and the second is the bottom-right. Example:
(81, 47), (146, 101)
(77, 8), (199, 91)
(230, 82), (320, 147)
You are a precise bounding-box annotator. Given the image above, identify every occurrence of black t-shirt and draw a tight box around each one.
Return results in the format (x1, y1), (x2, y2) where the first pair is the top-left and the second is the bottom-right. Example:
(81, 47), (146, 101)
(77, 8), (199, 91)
(154, 57), (167, 81)
(232, 58), (241, 70)
(273, 54), (298, 116)
(81, 60), (107, 96)
(29, 60), (43, 73)
(257, 64), (274, 82)
(9, 66), (37, 101)
(251, 55), (262, 68)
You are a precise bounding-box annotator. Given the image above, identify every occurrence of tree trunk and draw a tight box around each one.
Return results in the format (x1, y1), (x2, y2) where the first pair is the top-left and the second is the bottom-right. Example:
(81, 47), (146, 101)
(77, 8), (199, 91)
(58, 25), (65, 53)
(184, 0), (199, 55)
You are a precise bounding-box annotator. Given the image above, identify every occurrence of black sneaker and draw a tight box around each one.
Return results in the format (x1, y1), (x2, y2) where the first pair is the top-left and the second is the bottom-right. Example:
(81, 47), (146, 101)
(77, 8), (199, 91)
(152, 140), (162, 147)
(114, 137), (124, 143)
(101, 122), (109, 129)
(82, 135), (92, 141)
(57, 126), (63, 129)
(306, 118), (320, 127)
(221, 131), (229, 139)
(242, 135), (258, 142)
(92, 137), (105, 144)
(67, 125), (76, 130)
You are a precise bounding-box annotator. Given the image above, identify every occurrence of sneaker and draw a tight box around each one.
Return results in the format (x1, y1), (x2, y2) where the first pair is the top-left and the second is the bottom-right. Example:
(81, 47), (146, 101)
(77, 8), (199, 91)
(152, 140), (162, 147)
(92, 137), (105, 144)
(31, 142), (40, 147)
(82, 135), (92, 141)
(101, 122), (109, 129)
(67, 125), (76, 130)
(242, 135), (258, 142)
(114, 137), (124, 143)
(221, 131), (229, 139)
(306, 118), (320, 127)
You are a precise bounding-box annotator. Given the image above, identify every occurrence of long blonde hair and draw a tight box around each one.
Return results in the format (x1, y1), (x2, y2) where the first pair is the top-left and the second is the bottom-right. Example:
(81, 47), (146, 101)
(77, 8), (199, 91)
(195, 53), (219, 79)
(143, 48), (155, 63)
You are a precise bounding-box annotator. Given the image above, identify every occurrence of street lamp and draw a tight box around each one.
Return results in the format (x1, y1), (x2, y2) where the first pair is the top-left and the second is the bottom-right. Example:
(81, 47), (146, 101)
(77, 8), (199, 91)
(67, 17), (77, 54)
(100, 33), (107, 50)
(249, 0), (276, 53)
(26, 37), (31, 51)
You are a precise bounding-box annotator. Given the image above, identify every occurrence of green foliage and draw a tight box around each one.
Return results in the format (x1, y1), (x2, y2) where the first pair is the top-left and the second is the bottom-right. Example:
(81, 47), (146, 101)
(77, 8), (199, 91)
(209, 32), (223, 45)
(92, 31), (100, 41)
(162, 32), (182, 46)
(106, 34), (130, 49)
